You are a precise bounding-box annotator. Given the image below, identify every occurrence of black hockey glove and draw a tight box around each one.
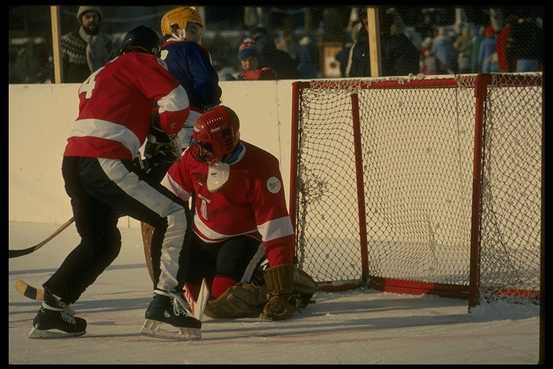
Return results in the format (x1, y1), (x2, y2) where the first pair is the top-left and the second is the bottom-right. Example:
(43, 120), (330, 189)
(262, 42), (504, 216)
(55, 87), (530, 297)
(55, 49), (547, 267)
(144, 126), (179, 165)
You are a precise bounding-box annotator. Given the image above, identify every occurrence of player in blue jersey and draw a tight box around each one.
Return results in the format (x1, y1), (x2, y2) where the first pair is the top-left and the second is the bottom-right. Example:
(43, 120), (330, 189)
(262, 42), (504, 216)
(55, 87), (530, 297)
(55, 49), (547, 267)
(141, 6), (222, 296)
(142, 6), (221, 182)
(159, 6), (222, 153)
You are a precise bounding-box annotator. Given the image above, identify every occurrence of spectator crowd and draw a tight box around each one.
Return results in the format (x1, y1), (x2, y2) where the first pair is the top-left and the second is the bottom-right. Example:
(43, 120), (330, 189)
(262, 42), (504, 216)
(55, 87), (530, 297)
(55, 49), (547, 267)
(9, 6), (543, 84)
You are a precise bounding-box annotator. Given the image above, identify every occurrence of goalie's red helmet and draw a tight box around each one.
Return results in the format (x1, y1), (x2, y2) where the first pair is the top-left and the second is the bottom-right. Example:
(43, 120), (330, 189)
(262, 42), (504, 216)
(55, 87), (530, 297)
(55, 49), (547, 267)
(192, 105), (240, 163)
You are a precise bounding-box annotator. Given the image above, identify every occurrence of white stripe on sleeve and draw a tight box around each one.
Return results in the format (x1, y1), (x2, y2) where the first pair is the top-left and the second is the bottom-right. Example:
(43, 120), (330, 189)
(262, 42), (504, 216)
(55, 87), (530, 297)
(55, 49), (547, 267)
(162, 173), (192, 202)
(257, 216), (294, 242)
(158, 85), (190, 113)
(70, 118), (141, 157)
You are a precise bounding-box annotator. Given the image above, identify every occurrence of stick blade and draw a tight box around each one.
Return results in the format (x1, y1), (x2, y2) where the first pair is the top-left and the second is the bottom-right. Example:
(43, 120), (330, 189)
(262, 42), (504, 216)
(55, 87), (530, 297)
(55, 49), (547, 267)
(15, 279), (44, 301)
(194, 278), (210, 321)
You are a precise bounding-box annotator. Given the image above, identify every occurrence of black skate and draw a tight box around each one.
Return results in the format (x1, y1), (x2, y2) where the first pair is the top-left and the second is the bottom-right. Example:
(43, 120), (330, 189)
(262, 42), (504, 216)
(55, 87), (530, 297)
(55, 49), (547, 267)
(28, 291), (86, 338)
(140, 289), (201, 340)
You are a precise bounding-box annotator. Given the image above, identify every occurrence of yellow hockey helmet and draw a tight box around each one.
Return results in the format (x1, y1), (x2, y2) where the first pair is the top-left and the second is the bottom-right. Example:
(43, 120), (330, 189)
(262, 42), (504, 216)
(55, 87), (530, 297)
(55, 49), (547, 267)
(161, 6), (204, 36)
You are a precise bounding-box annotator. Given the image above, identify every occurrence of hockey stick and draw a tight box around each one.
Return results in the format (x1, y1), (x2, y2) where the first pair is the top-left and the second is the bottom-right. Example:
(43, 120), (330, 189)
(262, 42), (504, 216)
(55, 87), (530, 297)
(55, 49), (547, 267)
(9, 217), (75, 258)
(15, 277), (211, 320)
(15, 279), (44, 301)
(194, 278), (210, 321)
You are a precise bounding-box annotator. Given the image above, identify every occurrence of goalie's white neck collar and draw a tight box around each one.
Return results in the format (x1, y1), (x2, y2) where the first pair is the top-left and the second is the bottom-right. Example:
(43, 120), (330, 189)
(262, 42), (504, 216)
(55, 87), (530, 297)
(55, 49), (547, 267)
(222, 142), (245, 165)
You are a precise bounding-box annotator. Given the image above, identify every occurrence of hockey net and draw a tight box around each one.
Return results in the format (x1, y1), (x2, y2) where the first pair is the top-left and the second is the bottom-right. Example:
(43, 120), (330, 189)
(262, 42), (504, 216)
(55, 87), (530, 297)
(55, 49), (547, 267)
(289, 73), (542, 306)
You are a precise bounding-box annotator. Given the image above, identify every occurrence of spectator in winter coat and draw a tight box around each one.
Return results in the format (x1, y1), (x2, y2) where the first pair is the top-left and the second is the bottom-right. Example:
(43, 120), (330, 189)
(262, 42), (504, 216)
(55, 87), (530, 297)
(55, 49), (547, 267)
(250, 27), (298, 79)
(453, 24), (473, 73)
(431, 27), (458, 74)
(296, 35), (319, 79)
(381, 16), (419, 76)
(496, 15), (517, 72)
(60, 6), (112, 82)
(470, 26), (485, 73)
(420, 37), (438, 75)
(345, 9), (371, 77)
(237, 38), (276, 80)
(478, 26), (499, 73)
(509, 16), (543, 72)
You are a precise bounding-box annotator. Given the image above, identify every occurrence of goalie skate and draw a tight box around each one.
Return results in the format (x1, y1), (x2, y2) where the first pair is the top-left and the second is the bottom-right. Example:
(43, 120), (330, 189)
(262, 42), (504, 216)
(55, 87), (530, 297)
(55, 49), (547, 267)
(140, 290), (201, 340)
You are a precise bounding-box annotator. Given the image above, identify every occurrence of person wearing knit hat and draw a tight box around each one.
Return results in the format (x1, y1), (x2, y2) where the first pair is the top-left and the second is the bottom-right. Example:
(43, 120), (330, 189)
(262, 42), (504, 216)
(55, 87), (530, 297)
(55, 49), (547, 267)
(77, 6), (103, 35)
(60, 6), (112, 82)
(237, 38), (276, 80)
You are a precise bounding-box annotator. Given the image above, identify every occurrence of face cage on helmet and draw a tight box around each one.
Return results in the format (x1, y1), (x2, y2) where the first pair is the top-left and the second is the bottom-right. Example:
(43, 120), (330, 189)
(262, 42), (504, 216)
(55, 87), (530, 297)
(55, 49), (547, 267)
(191, 141), (217, 163)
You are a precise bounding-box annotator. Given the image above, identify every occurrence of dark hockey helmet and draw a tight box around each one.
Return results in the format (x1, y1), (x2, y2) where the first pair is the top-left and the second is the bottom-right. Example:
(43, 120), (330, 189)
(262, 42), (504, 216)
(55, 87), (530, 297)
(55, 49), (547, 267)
(119, 25), (161, 56)
(192, 105), (240, 163)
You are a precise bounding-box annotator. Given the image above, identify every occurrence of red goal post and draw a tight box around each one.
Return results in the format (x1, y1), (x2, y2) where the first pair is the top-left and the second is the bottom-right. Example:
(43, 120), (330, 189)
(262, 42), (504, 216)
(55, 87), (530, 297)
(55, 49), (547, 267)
(288, 73), (542, 307)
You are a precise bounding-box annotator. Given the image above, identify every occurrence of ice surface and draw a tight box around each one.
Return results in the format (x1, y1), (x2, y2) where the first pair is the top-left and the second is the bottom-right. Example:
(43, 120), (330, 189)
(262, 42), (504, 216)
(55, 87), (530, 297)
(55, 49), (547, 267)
(8, 222), (540, 364)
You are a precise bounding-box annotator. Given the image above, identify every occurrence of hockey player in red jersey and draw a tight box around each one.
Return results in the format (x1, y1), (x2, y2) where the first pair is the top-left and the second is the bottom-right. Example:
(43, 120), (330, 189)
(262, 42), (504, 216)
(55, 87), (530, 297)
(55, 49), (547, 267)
(159, 105), (304, 320)
(28, 26), (201, 340)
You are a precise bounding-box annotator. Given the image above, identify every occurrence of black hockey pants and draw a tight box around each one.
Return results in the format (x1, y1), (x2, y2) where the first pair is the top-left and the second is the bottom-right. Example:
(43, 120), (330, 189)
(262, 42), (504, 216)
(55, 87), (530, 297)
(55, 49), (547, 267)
(44, 156), (191, 304)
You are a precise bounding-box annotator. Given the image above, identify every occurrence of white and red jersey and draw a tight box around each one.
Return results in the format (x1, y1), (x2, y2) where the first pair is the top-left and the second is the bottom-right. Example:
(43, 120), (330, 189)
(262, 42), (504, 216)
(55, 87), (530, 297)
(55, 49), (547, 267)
(163, 141), (294, 267)
(64, 52), (190, 160)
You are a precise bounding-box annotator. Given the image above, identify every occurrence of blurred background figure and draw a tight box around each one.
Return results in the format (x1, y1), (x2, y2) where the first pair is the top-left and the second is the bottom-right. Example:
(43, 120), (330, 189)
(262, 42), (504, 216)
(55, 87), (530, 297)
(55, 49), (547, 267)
(419, 37), (438, 75)
(345, 8), (370, 77)
(250, 26), (298, 79)
(470, 25), (485, 73)
(431, 26), (458, 74)
(380, 9), (419, 76)
(478, 25), (498, 72)
(509, 15), (542, 72)
(496, 14), (517, 72)
(295, 34), (319, 79)
(453, 24), (473, 73)
(237, 38), (276, 80)
(334, 32), (354, 78)
(60, 6), (112, 82)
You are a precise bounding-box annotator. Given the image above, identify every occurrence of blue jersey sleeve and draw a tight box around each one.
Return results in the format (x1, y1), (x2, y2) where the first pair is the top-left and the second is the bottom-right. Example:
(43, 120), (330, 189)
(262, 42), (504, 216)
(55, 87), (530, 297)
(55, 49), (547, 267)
(162, 42), (221, 111)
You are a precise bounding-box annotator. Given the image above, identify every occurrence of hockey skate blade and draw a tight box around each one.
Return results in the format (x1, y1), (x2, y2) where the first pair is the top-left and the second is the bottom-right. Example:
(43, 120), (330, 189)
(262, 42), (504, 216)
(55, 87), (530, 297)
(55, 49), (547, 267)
(140, 319), (201, 341)
(28, 327), (85, 339)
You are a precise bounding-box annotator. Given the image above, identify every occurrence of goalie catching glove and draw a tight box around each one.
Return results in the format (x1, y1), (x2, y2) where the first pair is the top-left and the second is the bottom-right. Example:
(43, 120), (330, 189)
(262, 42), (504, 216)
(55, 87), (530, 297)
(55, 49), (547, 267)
(204, 283), (267, 319)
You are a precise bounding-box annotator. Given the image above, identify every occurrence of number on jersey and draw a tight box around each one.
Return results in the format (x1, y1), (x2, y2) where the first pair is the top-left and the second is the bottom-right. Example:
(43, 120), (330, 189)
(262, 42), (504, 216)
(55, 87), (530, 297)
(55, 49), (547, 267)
(78, 67), (103, 99)
(78, 57), (117, 99)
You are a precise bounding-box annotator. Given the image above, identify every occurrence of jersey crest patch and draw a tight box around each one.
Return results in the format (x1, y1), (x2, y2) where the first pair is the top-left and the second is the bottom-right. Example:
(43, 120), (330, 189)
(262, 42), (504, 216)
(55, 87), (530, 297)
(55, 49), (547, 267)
(157, 57), (169, 70)
(266, 176), (281, 194)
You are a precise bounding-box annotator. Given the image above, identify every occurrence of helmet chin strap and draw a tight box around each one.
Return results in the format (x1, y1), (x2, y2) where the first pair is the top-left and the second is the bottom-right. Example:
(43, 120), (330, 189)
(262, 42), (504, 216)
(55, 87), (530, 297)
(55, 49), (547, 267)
(167, 28), (187, 42)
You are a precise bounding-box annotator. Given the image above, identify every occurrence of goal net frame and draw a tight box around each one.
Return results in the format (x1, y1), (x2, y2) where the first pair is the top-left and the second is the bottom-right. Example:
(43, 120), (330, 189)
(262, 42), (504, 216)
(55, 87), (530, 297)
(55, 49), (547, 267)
(288, 73), (543, 308)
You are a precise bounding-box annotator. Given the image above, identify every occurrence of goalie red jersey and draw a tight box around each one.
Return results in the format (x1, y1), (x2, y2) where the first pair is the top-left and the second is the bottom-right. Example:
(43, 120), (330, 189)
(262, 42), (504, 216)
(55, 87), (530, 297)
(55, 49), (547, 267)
(164, 141), (294, 267)
(64, 52), (190, 160)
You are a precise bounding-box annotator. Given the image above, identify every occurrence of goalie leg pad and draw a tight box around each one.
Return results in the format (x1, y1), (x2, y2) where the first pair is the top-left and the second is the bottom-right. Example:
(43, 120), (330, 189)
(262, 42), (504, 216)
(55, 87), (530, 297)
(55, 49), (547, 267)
(204, 283), (267, 319)
(293, 267), (319, 308)
(261, 264), (297, 321)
